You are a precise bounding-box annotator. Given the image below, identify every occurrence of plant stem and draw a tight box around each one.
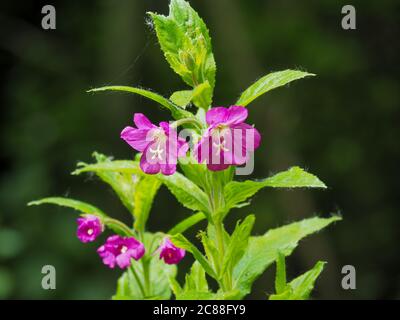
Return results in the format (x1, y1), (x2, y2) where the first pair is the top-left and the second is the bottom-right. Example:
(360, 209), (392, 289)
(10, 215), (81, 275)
(171, 117), (204, 130)
(137, 231), (151, 296)
(130, 265), (146, 297)
(103, 217), (135, 237)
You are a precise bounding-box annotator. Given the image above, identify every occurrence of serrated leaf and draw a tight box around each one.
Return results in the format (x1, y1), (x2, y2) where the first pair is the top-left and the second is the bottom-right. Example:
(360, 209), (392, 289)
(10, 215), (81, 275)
(221, 215), (255, 276)
(157, 172), (212, 220)
(288, 261), (326, 300)
(149, 0), (216, 93)
(72, 159), (141, 176)
(269, 261), (326, 300)
(236, 69), (315, 106)
(224, 167), (326, 211)
(28, 197), (107, 218)
(87, 86), (192, 120)
(28, 197), (134, 236)
(170, 233), (217, 279)
(232, 216), (341, 298)
(192, 81), (212, 109)
(200, 231), (220, 275)
(133, 176), (161, 232)
(184, 261), (209, 292)
(74, 153), (139, 214)
(170, 90), (193, 108)
(73, 158), (212, 220)
(168, 212), (206, 235)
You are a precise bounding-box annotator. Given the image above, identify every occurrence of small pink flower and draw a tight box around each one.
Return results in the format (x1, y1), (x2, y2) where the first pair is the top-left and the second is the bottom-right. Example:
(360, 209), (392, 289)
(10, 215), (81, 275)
(194, 106), (261, 171)
(97, 235), (145, 269)
(158, 238), (186, 265)
(121, 113), (188, 175)
(76, 215), (103, 243)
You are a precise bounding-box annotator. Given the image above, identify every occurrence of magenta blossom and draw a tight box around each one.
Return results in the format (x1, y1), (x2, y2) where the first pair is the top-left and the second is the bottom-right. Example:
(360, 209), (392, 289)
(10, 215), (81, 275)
(194, 106), (261, 171)
(76, 215), (104, 243)
(121, 113), (188, 175)
(97, 235), (145, 269)
(158, 238), (186, 265)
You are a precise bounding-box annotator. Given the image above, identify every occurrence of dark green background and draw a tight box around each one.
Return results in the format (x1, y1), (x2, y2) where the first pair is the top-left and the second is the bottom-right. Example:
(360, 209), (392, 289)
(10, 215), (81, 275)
(0, 0), (399, 299)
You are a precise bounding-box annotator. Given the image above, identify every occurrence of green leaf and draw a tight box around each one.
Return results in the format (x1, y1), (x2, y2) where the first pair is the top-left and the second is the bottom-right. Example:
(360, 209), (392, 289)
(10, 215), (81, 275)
(224, 167), (327, 211)
(170, 90), (193, 108)
(236, 69), (315, 106)
(133, 176), (161, 232)
(28, 196), (134, 236)
(169, 81), (212, 109)
(157, 172), (212, 220)
(73, 158), (212, 219)
(221, 215), (255, 276)
(74, 153), (139, 214)
(149, 0), (216, 92)
(72, 159), (141, 176)
(199, 231), (220, 275)
(288, 261), (326, 300)
(184, 261), (209, 292)
(269, 261), (326, 300)
(179, 159), (208, 190)
(170, 233), (217, 279)
(232, 216), (341, 298)
(192, 81), (212, 109)
(87, 86), (192, 120)
(168, 212), (206, 235)
(275, 251), (287, 294)
(113, 233), (177, 300)
(28, 197), (107, 218)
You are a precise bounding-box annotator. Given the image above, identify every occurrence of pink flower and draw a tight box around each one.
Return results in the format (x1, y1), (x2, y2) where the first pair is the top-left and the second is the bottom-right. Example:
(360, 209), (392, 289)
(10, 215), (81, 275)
(158, 238), (186, 265)
(76, 215), (103, 243)
(97, 235), (145, 269)
(121, 113), (188, 175)
(194, 106), (261, 171)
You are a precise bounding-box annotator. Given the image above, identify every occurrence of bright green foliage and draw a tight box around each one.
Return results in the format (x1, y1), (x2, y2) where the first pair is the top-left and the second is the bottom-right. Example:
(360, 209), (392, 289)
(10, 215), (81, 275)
(149, 0), (216, 108)
(75, 152), (138, 213)
(27, 197), (134, 236)
(274, 251), (287, 295)
(170, 90), (193, 108)
(221, 215), (255, 276)
(87, 86), (192, 120)
(133, 177), (161, 232)
(170, 81), (212, 109)
(28, 197), (107, 218)
(170, 233), (217, 279)
(224, 166), (327, 211)
(157, 172), (212, 220)
(29, 0), (339, 301)
(236, 70), (315, 107)
(167, 212), (206, 235)
(270, 261), (326, 300)
(232, 216), (340, 298)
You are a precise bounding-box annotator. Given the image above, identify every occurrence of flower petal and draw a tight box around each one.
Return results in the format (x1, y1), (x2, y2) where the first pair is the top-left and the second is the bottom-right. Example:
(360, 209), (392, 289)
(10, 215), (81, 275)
(225, 105), (248, 125)
(120, 126), (152, 152)
(140, 146), (161, 174)
(206, 107), (228, 125)
(134, 113), (155, 129)
(160, 163), (177, 175)
(116, 253), (132, 269)
(231, 123), (261, 151)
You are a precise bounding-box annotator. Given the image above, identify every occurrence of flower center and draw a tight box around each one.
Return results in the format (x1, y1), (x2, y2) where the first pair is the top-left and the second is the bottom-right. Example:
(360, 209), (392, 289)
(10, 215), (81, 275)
(121, 246), (128, 253)
(87, 228), (94, 235)
(149, 142), (164, 160)
(212, 126), (230, 155)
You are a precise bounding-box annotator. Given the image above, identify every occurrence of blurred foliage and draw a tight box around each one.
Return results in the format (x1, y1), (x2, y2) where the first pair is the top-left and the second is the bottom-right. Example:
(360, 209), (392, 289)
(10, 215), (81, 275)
(0, 0), (399, 299)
